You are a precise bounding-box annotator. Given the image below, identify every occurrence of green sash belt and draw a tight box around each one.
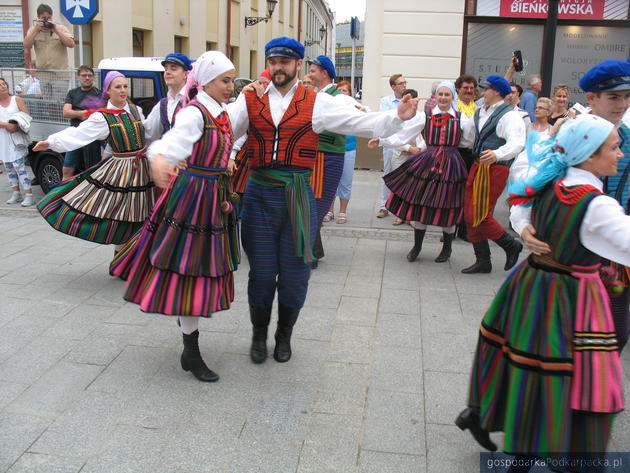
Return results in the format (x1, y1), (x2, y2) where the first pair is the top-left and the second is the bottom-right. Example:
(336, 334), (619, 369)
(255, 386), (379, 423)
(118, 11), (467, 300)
(250, 168), (316, 264)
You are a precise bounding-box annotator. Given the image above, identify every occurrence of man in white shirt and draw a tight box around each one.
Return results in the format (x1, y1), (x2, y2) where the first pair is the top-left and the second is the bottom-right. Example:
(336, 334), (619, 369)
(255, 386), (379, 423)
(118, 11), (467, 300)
(143, 53), (192, 143)
(505, 83), (531, 129)
(377, 73), (408, 218)
(460, 75), (526, 274)
(15, 68), (42, 96)
(227, 37), (419, 366)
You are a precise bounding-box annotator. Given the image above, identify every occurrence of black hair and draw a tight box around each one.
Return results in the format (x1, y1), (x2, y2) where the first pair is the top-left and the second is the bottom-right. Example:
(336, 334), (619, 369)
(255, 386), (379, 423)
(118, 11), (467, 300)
(37, 4), (53, 17)
(402, 88), (418, 98)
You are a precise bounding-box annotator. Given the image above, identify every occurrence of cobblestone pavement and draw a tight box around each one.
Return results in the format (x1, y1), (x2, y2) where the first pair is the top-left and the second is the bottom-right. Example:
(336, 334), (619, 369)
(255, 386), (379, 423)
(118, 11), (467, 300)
(0, 170), (628, 473)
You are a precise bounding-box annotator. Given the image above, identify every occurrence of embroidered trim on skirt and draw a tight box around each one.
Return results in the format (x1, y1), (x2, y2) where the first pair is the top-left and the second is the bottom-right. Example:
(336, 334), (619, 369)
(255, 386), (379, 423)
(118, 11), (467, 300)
(467, 258), (621, 455)
(37, 155), (154, 245)
(384, 146), (467, 227)
(110, 167), (240, 317)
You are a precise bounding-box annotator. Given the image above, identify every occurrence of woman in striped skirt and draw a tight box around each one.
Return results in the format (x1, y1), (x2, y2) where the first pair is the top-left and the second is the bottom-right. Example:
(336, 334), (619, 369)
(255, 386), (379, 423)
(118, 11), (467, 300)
(456, 115), (628, 472)
(110, 51), (240, 383)
(371, 81), (470, 263)
(33, 71), (154, 248)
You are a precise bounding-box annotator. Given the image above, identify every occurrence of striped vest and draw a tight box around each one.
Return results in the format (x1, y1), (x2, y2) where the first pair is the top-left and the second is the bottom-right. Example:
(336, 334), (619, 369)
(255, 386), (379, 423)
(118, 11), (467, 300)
(472, 102), (511, 157)
(244, 83), (319, 170)
(317, 85), (346, 155)
(422, 109), (462, 147)
(102, 104), (145, 154)
(531, 182), (601, 267)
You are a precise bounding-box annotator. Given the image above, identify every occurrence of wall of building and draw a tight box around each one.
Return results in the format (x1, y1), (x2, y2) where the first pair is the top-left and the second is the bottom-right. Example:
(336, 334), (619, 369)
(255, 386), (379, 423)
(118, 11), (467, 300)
(21, 0), (334, 78)
(362, 0), (465, 111)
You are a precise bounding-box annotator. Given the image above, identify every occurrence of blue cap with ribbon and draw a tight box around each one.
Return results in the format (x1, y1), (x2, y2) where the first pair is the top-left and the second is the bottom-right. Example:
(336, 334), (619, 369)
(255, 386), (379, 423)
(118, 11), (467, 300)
(479, 75), (512, 97)
(265, 37), (305, 60)
(579, 59), (630, 93)
(162, 52), (193, 71)
(309, 55), (336, 79)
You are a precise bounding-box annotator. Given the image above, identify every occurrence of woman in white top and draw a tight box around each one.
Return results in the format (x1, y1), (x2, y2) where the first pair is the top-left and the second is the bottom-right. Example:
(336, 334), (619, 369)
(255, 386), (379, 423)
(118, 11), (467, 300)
(0, 77), (34, 206)
(33, 71), (154, 249)
(527, 97), (553, 137)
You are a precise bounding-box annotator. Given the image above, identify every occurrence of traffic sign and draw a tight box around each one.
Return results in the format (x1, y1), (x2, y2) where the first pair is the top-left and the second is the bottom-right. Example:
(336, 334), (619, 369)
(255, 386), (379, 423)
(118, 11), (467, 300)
(60, 0), (99, 25)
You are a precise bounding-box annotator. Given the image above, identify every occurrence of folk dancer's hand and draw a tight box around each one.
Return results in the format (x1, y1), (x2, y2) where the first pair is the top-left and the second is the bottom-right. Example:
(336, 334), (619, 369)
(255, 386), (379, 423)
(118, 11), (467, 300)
(521, 224), (550, 255)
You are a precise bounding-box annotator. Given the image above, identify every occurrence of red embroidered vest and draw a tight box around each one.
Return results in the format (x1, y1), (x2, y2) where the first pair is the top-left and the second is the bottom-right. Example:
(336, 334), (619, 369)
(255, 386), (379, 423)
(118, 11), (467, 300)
(244, 83), (319, 170)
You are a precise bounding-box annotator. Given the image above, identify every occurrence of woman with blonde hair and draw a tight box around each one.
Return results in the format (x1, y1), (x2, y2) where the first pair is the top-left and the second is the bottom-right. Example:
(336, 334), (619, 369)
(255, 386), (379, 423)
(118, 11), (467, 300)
(549, 84), (575, 126)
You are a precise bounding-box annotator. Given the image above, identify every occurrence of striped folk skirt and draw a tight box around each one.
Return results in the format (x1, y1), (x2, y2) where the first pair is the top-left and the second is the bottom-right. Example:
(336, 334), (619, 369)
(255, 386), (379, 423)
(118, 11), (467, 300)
(37, 153), (155, 245)
(467, 257), (623, 457)
(110, 166), (240, 317)
(384, 146), (467, 227)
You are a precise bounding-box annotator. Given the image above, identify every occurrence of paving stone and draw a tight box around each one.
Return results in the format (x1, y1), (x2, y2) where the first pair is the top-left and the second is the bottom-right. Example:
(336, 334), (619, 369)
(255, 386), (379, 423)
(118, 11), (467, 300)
(294, 307), (337, 342)
(239, 382), (316, 442)
(6, 453), (85, 473)
(342, 280), (381, 299)
(229, 439), (303, 473)
(0, 315), (56, 364)
(358, 450), (426, 473)
(371, 345), (423, 394)
(105, 302), (153, 326)
(22, 299), (78, 319)
(375, 313), (422, 348)
(379, 288), (419, 315)
(423, 331), (477, 374)
(363, 389), (425, 455)
(0, 296), (29, 328)
(298, 413), (362, 473)
(327, 324), (374, 364)
(0, 336), (75, 385)
(337, 296), (378, 326)
(6, 361), (103, 418)
(0, 412), (52, 472)
(30, 390), (134, 458)
(312, 390), (366, 417)
(305, 282), (344, 309)
(87, 345), (168, 395)
(424, 370), (469, 425)
(425, 423), (485, 473)
(0, 381), (28, 409)
(42, 305), (117, 341)
(319, 361), (370, 398)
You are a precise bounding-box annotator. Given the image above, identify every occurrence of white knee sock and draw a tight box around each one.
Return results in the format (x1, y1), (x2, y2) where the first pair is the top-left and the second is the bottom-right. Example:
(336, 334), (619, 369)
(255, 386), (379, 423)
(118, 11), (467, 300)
(412, 222), (427, 230)
(443, 225), (456, 234)
(179, 316), (199, 335)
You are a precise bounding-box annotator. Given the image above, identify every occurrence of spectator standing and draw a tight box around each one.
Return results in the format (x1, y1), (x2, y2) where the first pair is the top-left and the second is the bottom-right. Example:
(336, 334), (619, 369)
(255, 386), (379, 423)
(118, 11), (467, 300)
(61, 66), (102, 180)
(519, 74), (542, 121)
(0, 78), (34, 206)
(15, 67), (42, 96)
(23, 4), (75, 96)
(549, 84), (575, 126)
(505, 83), (531, 129)
(455, 75), (477, 120)
(528, 97), (553, 136)
(376, 73), (407, 218)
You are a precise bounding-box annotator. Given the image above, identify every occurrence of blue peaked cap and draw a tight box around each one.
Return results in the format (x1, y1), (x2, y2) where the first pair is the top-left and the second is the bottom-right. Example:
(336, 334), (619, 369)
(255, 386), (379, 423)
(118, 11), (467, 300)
(479, 75), (512, 98)
(579, 59), (630, 92)
(162, 52), (193, 71)
(309, 55), (336, 79)
(265, 37), (305, 59)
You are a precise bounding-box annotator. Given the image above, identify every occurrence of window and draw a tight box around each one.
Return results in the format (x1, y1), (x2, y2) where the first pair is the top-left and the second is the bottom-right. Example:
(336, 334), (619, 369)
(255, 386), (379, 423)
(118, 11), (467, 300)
(132, 29), (144, 57)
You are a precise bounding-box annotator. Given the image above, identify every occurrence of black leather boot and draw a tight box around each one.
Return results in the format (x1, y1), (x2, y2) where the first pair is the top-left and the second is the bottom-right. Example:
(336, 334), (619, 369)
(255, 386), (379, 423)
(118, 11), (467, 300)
(461, 241), (492, 274)
(457, 223), (468, 242)
(274, 305), (300, 362)
(435, 232), (454, 263)
(455, 407), (497, 451)
(312, 230), (324, 269)
(494, 232), (523, 271)
(407, 229), (426, 262)
(181, 330), (219, 382)
(250, 306), (272, 364)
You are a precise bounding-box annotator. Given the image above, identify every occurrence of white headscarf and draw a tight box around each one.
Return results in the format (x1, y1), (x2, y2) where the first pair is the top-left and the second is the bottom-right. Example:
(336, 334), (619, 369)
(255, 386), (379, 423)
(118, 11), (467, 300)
(183, 51), (235, 104)
(436, 81), (458, 101)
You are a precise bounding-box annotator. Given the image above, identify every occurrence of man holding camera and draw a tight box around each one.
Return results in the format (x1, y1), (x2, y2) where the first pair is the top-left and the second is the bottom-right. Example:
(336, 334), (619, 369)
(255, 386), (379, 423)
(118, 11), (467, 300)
(24, 4), (75, 97)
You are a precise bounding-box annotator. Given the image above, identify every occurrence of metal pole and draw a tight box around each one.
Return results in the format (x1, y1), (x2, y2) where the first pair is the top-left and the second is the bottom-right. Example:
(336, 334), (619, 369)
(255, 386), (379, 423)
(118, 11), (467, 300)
(540, 0), (558, 97)
(78, 25), (84, 66)
(351, 37), (356, 95)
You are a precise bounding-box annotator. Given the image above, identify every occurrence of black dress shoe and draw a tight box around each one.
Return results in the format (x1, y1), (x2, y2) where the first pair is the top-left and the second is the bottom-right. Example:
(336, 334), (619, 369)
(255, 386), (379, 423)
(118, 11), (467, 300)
(181, 330), (219, 382)
(455, 408), (497, 451)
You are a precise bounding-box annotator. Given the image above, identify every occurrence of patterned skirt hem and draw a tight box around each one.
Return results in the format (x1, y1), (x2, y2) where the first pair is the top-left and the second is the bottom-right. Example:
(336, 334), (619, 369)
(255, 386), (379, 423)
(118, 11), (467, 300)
(386, 194), (463, 227)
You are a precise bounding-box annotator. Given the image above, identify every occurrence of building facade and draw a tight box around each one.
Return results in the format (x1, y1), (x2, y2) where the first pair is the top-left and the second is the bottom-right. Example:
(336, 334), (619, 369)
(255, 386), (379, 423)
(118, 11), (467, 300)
(334, 21), (364, 94)
(16, 0), (334, 78)
(362, 0), (629, 110)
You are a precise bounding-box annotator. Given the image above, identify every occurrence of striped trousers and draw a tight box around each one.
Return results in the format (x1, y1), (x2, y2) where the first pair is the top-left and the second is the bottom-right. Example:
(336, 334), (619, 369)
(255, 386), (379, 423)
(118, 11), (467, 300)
(241, 178), (318, 310)
(313, 153), (345, 259)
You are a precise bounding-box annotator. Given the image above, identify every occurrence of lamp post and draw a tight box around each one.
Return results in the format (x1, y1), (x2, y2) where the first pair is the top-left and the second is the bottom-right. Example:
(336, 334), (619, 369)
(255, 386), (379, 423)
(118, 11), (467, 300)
(304, 26), (326, 47)
(245, 0), (278, 28)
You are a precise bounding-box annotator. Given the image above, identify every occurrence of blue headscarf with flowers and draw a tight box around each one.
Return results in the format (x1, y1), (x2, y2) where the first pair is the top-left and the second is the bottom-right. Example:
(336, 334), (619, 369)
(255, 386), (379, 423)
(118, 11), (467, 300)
(508, 114), (614, 206)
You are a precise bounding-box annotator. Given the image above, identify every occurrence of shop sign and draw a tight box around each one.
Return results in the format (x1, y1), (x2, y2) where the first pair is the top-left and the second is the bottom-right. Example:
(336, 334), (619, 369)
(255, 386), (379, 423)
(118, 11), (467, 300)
(499, 0), (606, 19)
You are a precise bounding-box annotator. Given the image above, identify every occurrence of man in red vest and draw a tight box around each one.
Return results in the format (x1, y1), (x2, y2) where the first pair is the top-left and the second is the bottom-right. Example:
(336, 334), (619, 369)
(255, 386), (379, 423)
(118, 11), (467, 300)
(228, 36), (419, 365)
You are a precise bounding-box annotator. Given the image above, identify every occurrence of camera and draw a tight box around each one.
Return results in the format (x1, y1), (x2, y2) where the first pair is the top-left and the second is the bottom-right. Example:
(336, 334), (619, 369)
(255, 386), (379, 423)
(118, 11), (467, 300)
(513, 50), (523, 72)
(41, 18), (54, 29)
